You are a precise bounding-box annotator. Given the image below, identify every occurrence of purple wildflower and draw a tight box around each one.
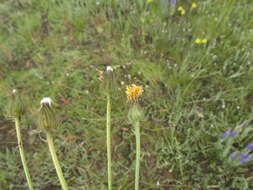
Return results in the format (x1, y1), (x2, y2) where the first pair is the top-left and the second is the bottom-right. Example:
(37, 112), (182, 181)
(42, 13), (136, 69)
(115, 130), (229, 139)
(221, 130), (239, 140)
(247, 143), (253, 151)
(222, 131), (230, 139)
(171, 0), (176, 6)
(230, 130), (239, 137)
(240, 153), (252, 164)
(240, 152), (250, 159)
(229, 152), (238, 160)
(239, 122), (247, 128)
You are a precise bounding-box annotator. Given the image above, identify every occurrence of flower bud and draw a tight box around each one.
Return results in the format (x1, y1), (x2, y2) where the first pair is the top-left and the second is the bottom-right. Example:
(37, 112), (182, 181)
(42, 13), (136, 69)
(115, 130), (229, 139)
(38, 97), (58, 132)
(105, 66), (115, 93)
(7, 89), (25, 120)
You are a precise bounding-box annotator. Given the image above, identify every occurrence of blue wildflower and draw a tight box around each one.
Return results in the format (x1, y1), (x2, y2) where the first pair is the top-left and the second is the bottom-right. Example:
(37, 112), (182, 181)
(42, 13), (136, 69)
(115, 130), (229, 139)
(247, 143), (253, 151)
(240, 153), (252, 164)
(171, 0), (176, 6)
(222, 131), (230, 139)
(229, 152), (238, 160)
(221, 130), (239, 140)
(230, 130), (239, 137)
(239, 122), (247, 128)
(240, 152), (250, 159)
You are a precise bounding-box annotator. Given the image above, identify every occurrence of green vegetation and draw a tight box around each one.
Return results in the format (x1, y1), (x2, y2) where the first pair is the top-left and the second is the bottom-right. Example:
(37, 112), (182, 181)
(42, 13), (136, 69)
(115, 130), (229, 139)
(1, 0), (253, 189)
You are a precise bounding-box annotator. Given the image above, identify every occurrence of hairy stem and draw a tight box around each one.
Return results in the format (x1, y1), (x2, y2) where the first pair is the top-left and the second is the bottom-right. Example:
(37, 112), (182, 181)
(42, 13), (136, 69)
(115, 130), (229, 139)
(135, 122), (141, 190)
(46, 132), (69, 190)
(106, 92), (112, 190)
(15, 118), (34, 190)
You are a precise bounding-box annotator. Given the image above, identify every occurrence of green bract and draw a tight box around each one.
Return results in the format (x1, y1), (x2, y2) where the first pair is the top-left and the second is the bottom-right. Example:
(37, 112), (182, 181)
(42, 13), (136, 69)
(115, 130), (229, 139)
(128, 103), (144, 126)
(38, 102), (58, 132)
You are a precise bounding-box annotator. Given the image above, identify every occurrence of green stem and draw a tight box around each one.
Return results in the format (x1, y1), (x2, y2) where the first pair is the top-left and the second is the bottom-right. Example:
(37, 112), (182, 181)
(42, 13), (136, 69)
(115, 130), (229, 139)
(46, 132), (69, 190)
(135, 122), (141, 190)
(14, 118), (34, 190)
(106, 92), (112, 190)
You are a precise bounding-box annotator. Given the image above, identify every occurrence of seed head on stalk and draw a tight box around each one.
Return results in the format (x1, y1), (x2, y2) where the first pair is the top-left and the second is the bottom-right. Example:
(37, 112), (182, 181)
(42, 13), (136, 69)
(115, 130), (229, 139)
(38, 97), (69, 190)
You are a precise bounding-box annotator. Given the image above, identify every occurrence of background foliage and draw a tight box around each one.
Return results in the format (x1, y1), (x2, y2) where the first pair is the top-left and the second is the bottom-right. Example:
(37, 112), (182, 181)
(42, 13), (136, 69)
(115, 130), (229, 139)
(1, 0), (253, 189)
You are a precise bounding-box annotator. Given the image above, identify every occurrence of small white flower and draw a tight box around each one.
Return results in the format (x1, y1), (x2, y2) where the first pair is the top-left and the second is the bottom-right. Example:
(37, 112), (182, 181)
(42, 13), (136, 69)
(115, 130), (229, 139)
(12, 89), (17, 94)
(40, 97), (53, 106)
(106, 66), (113, 72)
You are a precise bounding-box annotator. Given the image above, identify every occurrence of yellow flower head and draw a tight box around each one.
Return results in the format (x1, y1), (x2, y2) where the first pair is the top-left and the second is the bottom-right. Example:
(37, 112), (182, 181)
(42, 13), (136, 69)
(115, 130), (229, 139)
(177, 6), (186, 15)
(201, 39), (208, 43)
(177, 6), (183, 11)
(195, 38), (202, 44)
(181, 9), (186, 15)
(126, 84), (143, 102)
(147, 0), (154, 3)
(192, 3), (197, 8)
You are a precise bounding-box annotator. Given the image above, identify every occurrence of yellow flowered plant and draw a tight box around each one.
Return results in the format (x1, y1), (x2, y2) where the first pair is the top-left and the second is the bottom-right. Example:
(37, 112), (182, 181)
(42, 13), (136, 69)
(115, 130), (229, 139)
(195, 38), (202, 44)
(126, 84), (143, 102)
(177, 6), (186, 15)
(195, 38), (208, 44)
(126, 84), (144, 190)
(177, 6), (183, 11)
(201, 39), (208, 43)
(147, 0), (154, 3)
(192, 3), (197, 8)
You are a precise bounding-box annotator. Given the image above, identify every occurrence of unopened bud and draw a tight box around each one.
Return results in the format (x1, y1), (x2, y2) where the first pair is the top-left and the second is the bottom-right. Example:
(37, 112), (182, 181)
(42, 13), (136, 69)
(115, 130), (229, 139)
(106, 66), (113, 72)
(7, 89), (25, 119)
(38, 97), (58, 132)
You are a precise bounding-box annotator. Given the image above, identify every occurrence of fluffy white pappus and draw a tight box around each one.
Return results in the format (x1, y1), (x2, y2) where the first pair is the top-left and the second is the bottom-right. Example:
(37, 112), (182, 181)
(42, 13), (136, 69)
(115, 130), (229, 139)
(40, 97), (53, 106)
(106, 66), (113, 72)
(12, 89), (17, 94)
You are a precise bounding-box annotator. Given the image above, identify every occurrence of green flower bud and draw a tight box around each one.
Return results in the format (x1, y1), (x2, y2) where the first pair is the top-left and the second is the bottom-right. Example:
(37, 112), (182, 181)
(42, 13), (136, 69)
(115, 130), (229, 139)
(105, 66), (115, 93)
(128, 103), (144, 126)
(38, 97), (58, 132)
(7, 89), (25, 120)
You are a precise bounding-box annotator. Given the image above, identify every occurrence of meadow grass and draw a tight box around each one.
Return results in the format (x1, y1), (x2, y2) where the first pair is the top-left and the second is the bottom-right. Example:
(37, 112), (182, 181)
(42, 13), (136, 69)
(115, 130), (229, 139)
(0, 0), (253, 189)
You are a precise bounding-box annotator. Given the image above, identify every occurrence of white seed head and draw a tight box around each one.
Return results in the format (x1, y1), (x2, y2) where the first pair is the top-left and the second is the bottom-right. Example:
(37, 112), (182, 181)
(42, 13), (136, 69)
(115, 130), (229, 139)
(40, 97), (52, 106)
(106, 66), (113, 72)
(12, 89), (17, 94)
